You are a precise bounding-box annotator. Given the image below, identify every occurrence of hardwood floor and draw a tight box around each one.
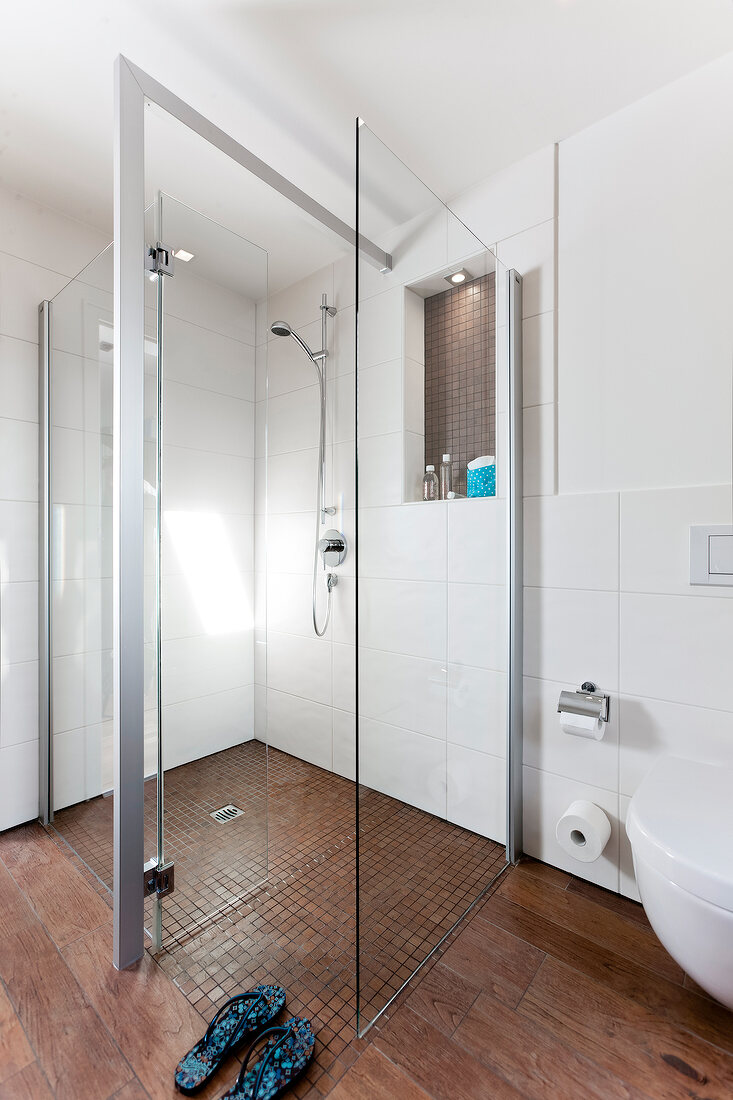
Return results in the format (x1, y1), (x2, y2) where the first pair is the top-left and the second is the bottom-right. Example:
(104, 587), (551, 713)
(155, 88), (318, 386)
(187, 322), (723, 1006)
(1, 822), (732, 1099)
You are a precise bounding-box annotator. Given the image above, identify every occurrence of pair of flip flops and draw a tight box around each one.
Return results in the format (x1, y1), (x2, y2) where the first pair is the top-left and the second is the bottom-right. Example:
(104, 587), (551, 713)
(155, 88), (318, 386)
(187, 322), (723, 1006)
(175, 984), (315, 1098)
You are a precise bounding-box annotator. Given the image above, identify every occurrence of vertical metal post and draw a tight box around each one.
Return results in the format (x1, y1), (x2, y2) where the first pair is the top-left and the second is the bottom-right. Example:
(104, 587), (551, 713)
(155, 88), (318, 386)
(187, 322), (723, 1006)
(113, 56), (146, 969)
(506, 269), (524, 863)
(38, 301), (52, 826)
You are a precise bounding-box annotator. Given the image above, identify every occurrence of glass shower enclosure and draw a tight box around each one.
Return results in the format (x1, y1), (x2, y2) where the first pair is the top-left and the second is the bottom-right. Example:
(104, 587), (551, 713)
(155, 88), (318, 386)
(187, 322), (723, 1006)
(38, 57), (522, 1042)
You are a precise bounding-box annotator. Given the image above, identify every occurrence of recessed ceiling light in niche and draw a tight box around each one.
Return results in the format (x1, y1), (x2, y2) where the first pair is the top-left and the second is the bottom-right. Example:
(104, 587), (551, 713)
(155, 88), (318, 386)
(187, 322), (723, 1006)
(173, 249), (194, 262)
(444, 268), (471, 285)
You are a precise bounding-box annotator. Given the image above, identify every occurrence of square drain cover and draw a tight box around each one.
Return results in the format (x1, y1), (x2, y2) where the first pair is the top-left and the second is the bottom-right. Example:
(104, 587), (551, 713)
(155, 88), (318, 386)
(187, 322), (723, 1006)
(210, 804), (244, 823)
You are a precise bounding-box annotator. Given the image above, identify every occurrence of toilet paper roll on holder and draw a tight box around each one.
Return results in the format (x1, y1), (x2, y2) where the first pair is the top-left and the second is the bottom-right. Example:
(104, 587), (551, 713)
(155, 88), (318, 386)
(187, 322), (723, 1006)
(557, 682), (609, 723)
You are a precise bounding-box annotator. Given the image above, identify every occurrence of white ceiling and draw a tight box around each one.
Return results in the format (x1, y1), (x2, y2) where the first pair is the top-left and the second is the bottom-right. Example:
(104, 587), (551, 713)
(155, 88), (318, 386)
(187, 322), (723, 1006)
(3, 0), (733, 291)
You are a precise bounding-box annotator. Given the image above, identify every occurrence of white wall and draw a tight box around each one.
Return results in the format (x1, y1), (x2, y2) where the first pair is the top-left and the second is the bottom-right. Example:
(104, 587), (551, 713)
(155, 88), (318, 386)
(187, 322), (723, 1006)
(0, 185), (109, 829)
(518, 54), (733, 897)
(158, 267), (257, 771)
(254, 257), (354, 770)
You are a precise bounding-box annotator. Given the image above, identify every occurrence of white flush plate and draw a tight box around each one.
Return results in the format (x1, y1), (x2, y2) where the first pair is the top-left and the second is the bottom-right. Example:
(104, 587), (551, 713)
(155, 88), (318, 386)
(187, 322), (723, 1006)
(690, 525), (733, 586)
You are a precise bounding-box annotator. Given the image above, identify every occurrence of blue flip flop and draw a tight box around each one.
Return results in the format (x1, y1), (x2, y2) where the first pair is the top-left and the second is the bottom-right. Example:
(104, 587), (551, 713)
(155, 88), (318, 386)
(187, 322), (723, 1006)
(175, 985), (286, 1095)
(220, 1017), (316, 1100)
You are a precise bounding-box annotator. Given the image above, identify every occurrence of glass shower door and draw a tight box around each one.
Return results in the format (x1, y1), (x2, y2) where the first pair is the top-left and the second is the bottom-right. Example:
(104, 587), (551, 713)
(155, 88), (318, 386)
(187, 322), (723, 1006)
(355, 123), (511, 1031)
(151, 194), (269, 949)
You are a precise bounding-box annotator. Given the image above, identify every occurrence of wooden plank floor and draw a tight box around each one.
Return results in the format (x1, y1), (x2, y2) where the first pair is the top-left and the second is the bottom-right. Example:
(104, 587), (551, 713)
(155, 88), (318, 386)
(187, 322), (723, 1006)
(1, 823), (732, 1098)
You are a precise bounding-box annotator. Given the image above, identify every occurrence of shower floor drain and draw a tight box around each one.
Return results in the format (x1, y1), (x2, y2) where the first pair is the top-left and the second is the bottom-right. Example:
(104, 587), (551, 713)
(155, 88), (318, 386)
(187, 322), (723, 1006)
(210, 804), (244, 823)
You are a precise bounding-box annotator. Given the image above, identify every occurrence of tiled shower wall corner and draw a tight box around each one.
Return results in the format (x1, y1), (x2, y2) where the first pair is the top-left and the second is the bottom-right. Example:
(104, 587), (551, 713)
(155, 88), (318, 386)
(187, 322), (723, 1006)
(424, 273), (496, 496)
(0, 185), (109, 829)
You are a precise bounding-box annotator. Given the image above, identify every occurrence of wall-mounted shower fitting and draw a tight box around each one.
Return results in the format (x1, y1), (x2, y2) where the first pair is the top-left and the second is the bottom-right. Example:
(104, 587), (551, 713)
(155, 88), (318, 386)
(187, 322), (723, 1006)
(269, 294), (340, 636)
(319, 530), (347, 568)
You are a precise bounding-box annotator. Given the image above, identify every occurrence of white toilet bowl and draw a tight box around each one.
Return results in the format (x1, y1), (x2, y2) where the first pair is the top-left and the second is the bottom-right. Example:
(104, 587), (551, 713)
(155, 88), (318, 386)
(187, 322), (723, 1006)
(626, 756), (733, 1010)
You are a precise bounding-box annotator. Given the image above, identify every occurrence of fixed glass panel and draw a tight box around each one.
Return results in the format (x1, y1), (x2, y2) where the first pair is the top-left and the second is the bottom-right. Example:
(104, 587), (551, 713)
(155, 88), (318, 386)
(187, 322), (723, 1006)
(356, 122), (510, 1032)
(48, 237), (158, 894)
(154, 194), (269, 949)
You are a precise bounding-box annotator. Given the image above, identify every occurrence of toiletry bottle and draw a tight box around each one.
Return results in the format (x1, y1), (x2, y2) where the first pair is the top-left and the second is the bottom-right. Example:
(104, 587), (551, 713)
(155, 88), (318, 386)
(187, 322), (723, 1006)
(422, 464), (439, 501)
(439, 454), (452, 500)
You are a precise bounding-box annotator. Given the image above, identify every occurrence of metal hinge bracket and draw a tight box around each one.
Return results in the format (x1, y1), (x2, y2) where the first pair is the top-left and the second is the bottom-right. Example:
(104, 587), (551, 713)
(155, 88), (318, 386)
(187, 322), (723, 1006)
(145, 242), (175, 277)
(143, 858), (175, 898)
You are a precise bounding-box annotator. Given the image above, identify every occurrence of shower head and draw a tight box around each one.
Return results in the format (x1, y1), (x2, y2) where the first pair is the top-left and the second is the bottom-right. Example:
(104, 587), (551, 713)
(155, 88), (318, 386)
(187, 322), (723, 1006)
(270, 319), (322, 367)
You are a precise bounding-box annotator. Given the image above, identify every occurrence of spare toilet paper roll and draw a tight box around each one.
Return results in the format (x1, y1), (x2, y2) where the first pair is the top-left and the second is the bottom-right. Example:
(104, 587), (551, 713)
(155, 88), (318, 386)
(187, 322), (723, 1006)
(555, 800), (611, 863)
(558, 711), (604, 740)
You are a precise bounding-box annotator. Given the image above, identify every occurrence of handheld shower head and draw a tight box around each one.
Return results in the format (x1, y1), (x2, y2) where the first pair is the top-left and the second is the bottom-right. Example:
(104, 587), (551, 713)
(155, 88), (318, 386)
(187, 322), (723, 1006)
(270, 319), (322, 366)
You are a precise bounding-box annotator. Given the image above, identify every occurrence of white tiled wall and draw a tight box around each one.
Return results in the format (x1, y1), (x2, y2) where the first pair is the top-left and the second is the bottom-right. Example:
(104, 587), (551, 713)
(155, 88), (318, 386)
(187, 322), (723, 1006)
(0, 186), (109, 829)
(158, 271), (257, 772)
(525, 53), (733, 898)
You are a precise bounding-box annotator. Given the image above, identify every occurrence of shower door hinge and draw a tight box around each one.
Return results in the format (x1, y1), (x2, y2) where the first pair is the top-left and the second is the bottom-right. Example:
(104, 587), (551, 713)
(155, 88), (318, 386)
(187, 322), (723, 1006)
(145, 243), (175, 277)
(143, 858), (175, 898)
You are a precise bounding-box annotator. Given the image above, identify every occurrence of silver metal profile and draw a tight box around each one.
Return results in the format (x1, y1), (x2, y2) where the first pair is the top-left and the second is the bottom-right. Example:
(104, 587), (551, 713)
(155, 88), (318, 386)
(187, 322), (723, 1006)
(113, 55), (146, 969)
(38, 300), (52, 827)
(506, 269), (524, 864)
(120, 57), (391, 274)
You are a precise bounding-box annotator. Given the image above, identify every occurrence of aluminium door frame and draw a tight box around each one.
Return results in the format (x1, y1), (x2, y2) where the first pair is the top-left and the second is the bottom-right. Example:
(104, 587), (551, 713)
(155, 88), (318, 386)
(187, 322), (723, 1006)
(112, 55), (391, 968)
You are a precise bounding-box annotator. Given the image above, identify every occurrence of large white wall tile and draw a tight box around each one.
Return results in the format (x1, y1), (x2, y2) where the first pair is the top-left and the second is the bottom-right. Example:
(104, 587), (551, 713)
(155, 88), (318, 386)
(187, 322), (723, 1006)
(359, 647), (445, 739)
(359, 718), (445, 817)
(524, 493), (619, 591)
(266, 688), (332, 770)
(0, 253), (67, 342)
(522, 765), (619, 891)
(523, 404), (555, 497)
(357, 288), (403, 368)
(0, 335), (37, 422)
(163, 686), (253, 771)
(268, 264), (333, 332)
(267, 572), (320, 639)
(0, 502), (38, 582)
(267, 631), (331, 706)
(448, 583), (506, 670)
(358, 361), (401, 438)
(559, 57), (733, 494)
(620, 593), (733, 711)
(333, 709), (355, 780)
(524, 587), (619, 689)
(332, 643), (355, 713)
(164, 447), (254, 514)
(451, 146), (556, 247)
(359, 503), (446, 581)
(496, 221), (555, 318)
(447, 665), (506, 757)
(267, 384), (320, 455)
(330, 372), (355, 444)
(1, 581), (38, 665)
(162, 633), (252, 705)
(164, 317), (255, 400)
(267, 448), (319, 514)
(523, 676), (618, 791)
(0, 741), (38, 829)
(356, 433), (402, 507)
(618, 694), (733, 796)
(522, 311), (555, 408)
(359, 578), (446, 660)
(164, 382), (254, 458)
(447, 745), (506, 843)
(0, 660), (38, 747)
(620, 485), (733, 598)
(0, 417), (38, 502)
(448, 498), (505, 585)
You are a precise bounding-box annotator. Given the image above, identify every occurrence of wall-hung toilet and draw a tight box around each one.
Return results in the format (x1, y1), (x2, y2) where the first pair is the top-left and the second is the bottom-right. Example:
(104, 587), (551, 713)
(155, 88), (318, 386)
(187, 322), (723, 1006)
(626, 756), (733, 1010)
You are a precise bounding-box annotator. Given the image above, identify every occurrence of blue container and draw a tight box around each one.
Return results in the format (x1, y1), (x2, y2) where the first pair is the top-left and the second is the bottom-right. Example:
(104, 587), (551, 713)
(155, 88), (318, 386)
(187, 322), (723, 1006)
(467, 460), (496, 498)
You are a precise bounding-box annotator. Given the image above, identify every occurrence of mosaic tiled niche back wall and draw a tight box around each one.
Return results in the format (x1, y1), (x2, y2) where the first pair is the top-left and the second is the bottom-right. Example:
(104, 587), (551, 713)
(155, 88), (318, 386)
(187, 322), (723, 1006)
(424, 273), (496, 496)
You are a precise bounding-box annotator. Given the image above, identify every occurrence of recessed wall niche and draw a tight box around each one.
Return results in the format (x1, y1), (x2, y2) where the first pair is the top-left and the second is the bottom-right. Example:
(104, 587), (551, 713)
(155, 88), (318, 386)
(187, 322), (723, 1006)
(402, 269), (496, 501)
(424, 274), (495, 496)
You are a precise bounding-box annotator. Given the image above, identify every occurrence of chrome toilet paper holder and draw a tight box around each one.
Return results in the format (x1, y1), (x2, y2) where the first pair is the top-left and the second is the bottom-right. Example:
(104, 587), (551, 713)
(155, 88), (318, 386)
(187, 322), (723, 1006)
(557, 681), (609, 723)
